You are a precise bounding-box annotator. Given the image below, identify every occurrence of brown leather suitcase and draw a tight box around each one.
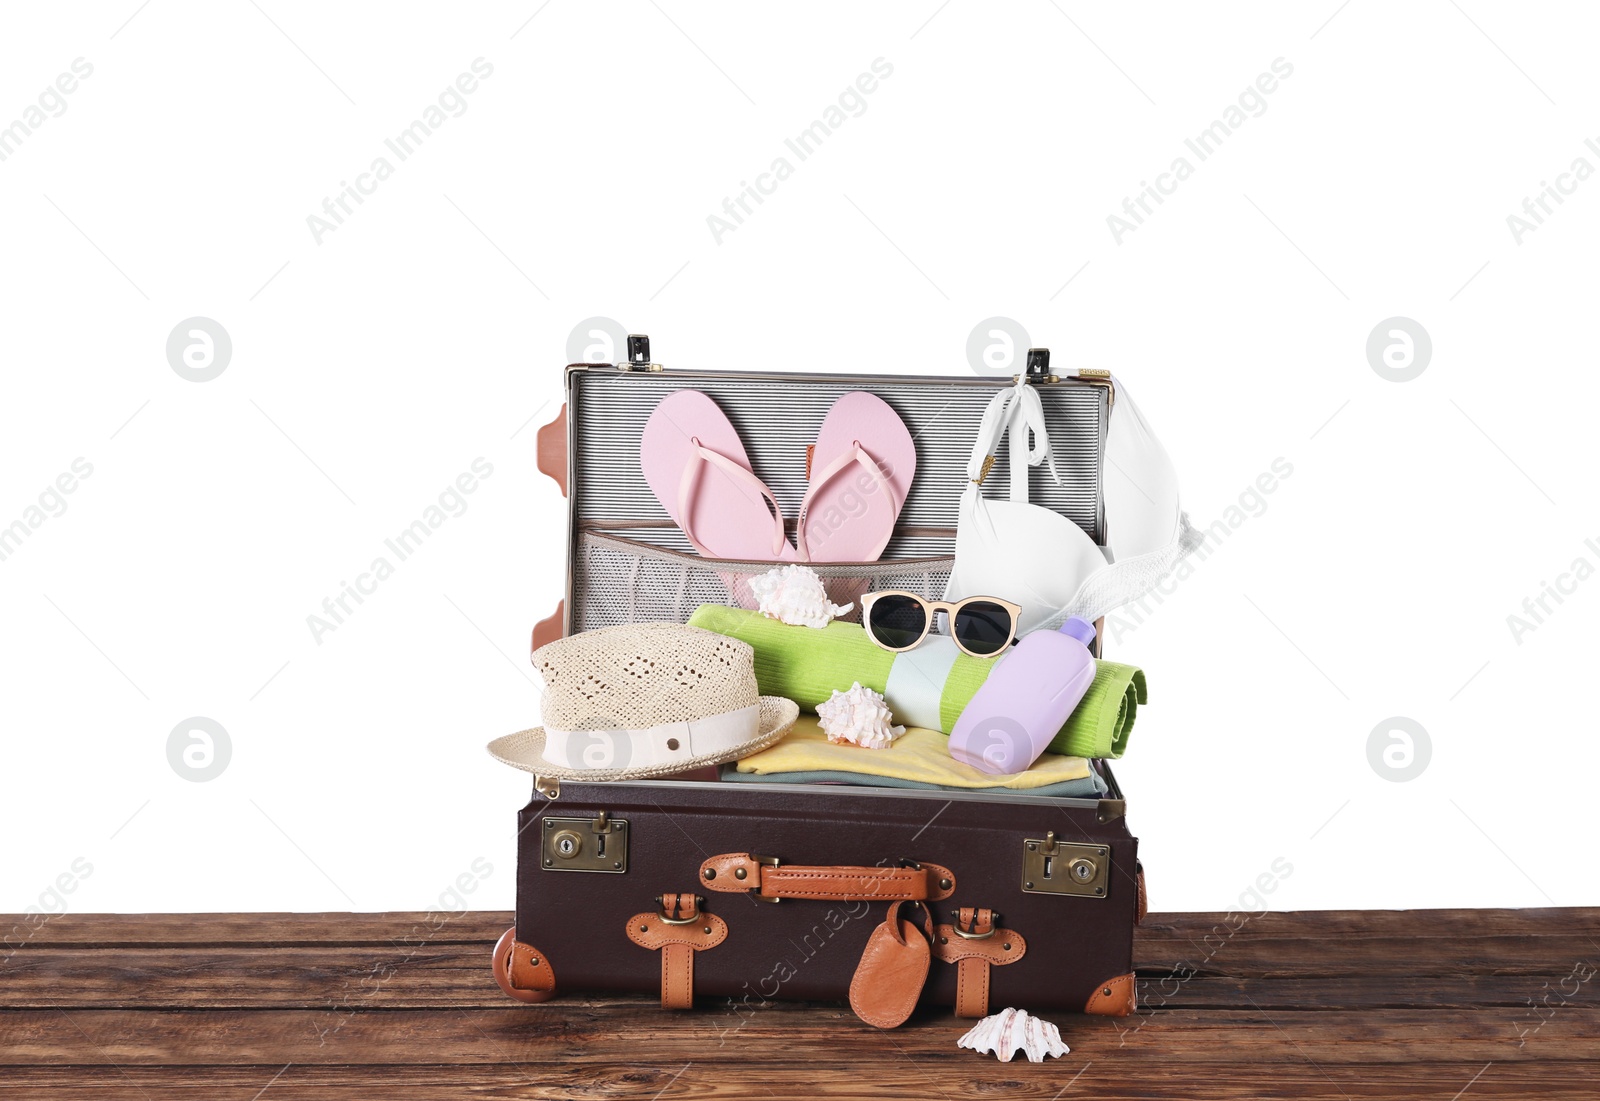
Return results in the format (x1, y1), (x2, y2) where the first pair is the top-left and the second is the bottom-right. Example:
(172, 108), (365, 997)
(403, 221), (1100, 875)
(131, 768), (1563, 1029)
(493, 341), (1146, 1022)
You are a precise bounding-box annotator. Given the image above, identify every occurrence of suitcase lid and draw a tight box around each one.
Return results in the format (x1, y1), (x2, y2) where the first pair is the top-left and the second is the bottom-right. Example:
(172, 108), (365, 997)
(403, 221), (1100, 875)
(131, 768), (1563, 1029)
(540, 353), (1116, 638)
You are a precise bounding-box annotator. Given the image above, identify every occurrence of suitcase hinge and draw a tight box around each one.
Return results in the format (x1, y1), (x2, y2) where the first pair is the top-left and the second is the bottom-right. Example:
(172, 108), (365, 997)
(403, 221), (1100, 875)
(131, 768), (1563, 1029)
(1074, 367), (1116, 408)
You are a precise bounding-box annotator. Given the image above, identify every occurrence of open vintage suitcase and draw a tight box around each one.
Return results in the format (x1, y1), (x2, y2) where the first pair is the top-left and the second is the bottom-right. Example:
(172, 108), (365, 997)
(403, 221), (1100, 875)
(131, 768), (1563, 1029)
(491, 339), (1147, 1022)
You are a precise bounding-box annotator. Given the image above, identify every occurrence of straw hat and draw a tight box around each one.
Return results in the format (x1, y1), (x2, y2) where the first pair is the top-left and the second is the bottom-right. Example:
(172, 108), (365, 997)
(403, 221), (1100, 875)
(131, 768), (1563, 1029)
(487, 622), (799, 781)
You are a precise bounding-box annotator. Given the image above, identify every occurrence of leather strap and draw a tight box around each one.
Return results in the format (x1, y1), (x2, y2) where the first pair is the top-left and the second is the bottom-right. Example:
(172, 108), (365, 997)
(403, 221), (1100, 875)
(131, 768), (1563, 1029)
(699, 854), (956, 902)
(659, 943), (694, 1009)
(625, 893), (728, 1010)
(930, 908), (1026, 1019)
(955, 958), (989, 1018)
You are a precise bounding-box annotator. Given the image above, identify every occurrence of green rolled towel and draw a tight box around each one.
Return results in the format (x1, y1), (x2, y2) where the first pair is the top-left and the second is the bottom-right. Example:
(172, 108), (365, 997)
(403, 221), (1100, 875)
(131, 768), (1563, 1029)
(686, 604), (1146, 759)
(939, 648), (1145, 759)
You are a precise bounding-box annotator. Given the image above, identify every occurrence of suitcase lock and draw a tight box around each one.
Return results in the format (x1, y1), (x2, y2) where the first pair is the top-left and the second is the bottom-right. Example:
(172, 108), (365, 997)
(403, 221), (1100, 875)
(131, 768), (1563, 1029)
(541, 812), (629, 874)
(1022, 832), (1109, 898)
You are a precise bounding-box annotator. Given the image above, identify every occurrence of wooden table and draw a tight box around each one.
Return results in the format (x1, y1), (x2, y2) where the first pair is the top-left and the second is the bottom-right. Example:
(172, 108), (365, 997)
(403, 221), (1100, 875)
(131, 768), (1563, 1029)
(2, 908), (1595, 1098)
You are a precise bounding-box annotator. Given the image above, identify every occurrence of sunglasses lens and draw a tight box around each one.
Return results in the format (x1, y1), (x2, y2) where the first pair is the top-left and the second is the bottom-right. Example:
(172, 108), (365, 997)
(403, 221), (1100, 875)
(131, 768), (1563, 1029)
(953, 601), (1013, 656)
(868, 595), (927, 650)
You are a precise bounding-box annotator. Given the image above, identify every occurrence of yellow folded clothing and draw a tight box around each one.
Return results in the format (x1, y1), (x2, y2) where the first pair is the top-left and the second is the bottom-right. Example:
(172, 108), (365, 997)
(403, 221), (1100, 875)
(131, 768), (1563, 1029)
(736, 716), (1092, 790)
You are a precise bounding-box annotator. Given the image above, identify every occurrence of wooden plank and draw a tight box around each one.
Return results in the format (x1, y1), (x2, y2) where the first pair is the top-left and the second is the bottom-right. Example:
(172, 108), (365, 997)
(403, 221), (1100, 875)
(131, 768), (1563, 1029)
(2, 946), (1594, 1011)
(1131, 911), (1600, 980)
(1143, 908), (1600, 939)
(1, 911), (516, 948)
(2, 1005), (1596, 1066)
(1132, 933), (1600, 977)
(11, 910), (1598, 976)
(15, 933), (1583, 984)
(0, 1062), (1595, 1101)
(1144, 972), (1600, 1012)
(9, 907), (1596, 948)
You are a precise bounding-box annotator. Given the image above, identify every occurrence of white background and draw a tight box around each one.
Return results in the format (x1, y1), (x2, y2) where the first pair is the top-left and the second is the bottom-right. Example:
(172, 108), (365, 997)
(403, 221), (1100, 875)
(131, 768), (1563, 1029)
(3, 2), (1595, 918)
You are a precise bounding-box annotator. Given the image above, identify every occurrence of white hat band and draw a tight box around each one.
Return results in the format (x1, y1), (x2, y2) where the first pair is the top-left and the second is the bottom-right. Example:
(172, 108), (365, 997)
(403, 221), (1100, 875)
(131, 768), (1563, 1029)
(539, 703), (761, 772)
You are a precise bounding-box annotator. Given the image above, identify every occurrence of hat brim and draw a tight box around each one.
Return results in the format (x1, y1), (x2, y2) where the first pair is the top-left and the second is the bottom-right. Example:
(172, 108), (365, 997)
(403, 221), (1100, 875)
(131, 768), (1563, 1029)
(486, 696), (800, 781)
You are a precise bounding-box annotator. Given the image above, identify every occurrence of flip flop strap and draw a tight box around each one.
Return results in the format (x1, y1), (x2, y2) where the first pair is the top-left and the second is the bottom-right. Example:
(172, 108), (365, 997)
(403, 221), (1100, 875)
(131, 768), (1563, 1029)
(677, 439), (788, 558)
(794, 441), (890, 563)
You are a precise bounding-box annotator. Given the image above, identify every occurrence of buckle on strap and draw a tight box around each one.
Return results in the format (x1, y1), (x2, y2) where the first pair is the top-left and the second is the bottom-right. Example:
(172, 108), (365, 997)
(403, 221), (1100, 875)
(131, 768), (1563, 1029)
(656, 894), (703, 924)
(951, 908), (998, 940)
(748, 854), (781, 903)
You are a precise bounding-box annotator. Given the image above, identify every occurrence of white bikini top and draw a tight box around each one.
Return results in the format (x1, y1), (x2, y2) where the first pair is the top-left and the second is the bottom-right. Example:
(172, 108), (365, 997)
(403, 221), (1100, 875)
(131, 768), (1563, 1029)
(943, 375), (1199, 633)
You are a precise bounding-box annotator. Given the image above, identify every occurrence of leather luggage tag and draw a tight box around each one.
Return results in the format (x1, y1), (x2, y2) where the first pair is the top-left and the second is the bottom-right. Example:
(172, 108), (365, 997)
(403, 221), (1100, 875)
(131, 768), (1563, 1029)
(848, 901), (931, 1029)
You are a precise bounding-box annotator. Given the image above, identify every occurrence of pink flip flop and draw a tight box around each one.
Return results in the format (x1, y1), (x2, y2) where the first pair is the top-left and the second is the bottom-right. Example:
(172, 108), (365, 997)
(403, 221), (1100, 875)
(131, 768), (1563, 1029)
(641, 391), (796, 561)
(795, 392), (916, 563)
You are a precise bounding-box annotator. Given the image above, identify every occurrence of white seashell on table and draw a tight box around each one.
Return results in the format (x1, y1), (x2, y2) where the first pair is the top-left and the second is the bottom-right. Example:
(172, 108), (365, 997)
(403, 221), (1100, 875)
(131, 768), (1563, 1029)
(750, 565), (853, 628)
(956, 1007), (1070, 1063)
(816, 682), (905, 749)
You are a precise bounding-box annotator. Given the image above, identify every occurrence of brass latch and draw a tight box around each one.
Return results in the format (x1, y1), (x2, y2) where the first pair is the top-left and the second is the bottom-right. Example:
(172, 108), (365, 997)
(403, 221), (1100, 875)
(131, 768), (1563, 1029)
(1021, 832), (1109, 898)
(542, 812), (629, 873)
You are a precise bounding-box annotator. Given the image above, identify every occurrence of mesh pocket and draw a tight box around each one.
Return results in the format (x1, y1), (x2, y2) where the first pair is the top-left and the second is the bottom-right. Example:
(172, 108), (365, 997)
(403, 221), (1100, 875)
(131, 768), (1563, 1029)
(573, 532), (954, 632)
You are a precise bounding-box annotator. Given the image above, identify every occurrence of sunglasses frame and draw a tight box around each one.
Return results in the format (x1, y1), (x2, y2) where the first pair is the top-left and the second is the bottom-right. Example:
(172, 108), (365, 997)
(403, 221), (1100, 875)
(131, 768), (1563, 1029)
(860, 590), (1024, 659)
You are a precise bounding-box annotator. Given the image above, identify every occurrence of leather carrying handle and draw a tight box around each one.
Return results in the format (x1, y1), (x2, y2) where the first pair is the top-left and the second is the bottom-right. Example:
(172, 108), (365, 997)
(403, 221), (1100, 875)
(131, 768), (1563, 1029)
(699, 854), (956, 902)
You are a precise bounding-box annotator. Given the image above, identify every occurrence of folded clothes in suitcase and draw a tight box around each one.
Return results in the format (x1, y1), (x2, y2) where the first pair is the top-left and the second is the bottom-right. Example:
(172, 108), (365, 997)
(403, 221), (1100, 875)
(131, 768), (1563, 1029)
(491, 341), (1164, 1025)
(730, 718), (1107, 797)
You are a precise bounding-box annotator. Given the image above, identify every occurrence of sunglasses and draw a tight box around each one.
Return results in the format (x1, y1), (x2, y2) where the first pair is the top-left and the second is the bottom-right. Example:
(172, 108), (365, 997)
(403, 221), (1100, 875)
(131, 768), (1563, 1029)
(860, 591), (1022, 659)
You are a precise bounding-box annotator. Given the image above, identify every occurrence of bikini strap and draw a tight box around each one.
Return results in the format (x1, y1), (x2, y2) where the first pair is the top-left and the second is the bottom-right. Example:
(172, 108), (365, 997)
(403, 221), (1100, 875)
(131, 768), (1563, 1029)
(966, 377), (1061, 504)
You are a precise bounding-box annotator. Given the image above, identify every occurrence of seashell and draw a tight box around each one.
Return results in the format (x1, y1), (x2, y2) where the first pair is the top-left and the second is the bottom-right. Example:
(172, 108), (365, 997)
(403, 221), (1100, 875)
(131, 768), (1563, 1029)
(749, 565), (853, 628)
(956, 1007), (1070, 1063)
(816, 682), (905, 749)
